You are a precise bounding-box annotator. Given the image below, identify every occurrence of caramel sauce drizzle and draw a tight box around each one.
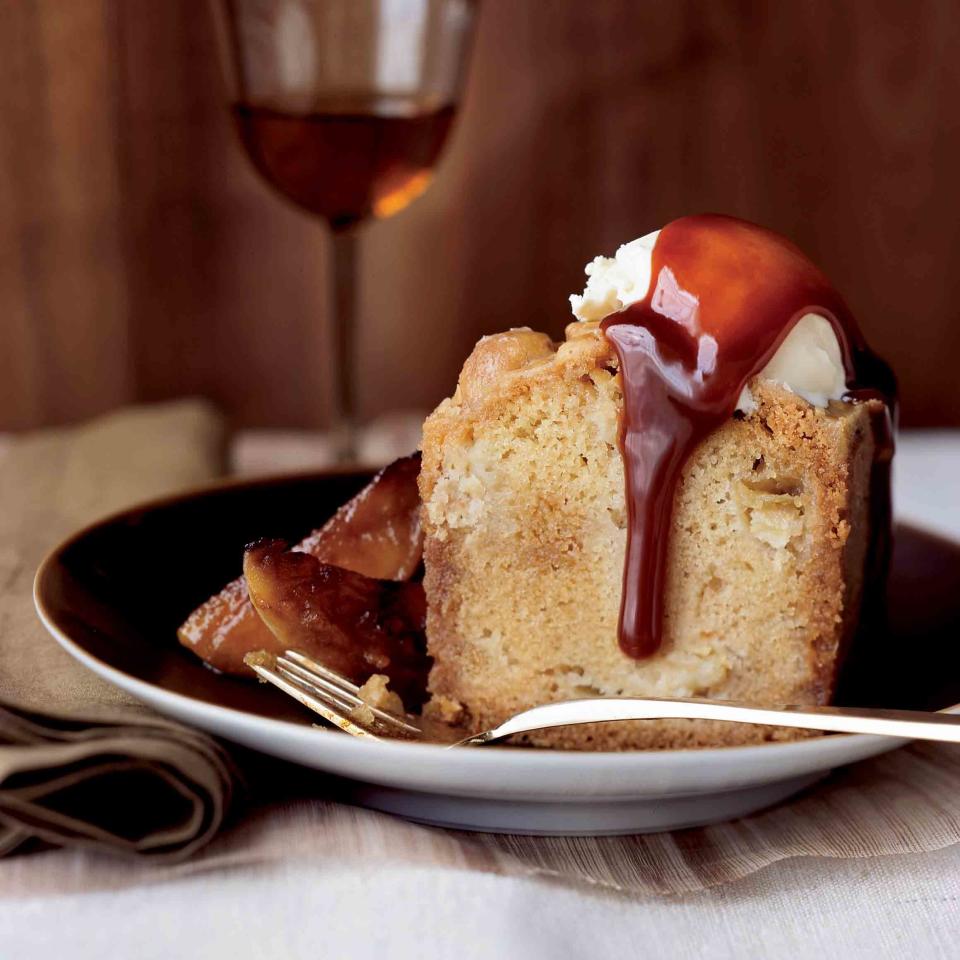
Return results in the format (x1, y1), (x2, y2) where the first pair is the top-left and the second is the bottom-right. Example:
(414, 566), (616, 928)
(600, 214), (895, 658)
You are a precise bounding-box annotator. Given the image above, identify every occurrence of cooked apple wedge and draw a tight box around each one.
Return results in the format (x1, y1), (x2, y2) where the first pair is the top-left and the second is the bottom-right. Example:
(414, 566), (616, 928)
(297, 451), (422, 580)
(178, 454), (422, 675)
(243, 539), (430, 709)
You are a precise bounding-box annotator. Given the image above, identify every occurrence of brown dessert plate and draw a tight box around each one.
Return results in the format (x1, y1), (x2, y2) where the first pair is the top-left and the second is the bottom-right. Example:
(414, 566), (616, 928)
(33, 470), (960, 835)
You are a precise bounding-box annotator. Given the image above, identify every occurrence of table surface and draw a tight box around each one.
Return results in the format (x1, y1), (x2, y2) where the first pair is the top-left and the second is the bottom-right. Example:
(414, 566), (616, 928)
(2, 429), (959, 960)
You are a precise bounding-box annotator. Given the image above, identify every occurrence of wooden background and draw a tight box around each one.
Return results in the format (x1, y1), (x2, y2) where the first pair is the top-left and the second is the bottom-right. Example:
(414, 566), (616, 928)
(3, 0), (960, 432)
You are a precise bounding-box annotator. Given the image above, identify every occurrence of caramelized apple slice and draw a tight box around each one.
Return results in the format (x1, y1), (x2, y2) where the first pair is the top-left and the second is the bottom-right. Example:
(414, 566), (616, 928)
(178, 454), (422, 674)
(296, 451), (422, 580)
(178, 576), (274, 675)
(243, 539), (430, 709)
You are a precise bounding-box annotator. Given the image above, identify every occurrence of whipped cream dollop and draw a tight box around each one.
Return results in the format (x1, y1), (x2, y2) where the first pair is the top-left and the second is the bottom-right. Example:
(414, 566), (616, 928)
(569, 231), (848, 411)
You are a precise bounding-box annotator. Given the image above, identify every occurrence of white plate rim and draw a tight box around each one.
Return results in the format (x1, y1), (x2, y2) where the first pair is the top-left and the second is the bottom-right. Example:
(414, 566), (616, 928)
(34, 576), (937, 802)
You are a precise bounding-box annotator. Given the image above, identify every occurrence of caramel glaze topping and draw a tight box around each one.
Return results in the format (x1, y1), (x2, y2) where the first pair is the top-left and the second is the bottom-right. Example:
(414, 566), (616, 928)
(600, 214), (896, 659)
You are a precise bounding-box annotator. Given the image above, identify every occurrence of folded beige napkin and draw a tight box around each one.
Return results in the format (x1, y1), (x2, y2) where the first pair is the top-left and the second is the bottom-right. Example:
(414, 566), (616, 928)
(2, 740), (960, 897)
(0, 401), (233, 859)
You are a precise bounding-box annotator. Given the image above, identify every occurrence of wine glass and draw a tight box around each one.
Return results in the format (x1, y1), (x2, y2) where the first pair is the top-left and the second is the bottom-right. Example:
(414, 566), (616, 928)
(212, 0), (477, 460)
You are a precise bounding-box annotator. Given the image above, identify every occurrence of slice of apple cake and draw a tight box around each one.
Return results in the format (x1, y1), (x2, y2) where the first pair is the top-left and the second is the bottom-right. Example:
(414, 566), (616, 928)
(419, 216), (891, 750)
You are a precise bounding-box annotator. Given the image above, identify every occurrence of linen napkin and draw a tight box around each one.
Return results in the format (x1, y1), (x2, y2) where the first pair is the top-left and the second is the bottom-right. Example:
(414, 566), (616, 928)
(0, 401), (234, 859)
(2, 740), (960, 897)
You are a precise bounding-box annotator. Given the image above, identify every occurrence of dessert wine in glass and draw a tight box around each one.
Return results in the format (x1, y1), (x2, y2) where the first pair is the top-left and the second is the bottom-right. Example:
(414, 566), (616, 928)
(213, 0), (477, 459)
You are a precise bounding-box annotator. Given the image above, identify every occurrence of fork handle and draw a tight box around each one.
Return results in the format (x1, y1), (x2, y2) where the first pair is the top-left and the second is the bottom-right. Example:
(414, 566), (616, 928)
(462, 698), (960, 746)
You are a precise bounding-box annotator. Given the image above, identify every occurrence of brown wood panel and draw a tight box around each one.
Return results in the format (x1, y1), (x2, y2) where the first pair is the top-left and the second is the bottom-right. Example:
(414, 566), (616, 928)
(0, 1), (131, 428)
(1, 0), (959, 430)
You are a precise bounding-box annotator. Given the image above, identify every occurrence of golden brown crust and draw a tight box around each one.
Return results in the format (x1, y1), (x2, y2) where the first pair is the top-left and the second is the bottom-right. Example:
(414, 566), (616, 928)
(419, 325), (884, 751)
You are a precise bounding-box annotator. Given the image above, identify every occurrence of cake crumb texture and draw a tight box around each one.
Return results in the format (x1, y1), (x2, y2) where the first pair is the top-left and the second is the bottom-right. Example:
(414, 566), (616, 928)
(419, 324), (880, 750)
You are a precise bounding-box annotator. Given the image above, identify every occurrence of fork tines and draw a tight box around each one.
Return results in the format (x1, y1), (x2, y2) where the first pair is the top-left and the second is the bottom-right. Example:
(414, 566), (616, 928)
(244, 649), (422, 740)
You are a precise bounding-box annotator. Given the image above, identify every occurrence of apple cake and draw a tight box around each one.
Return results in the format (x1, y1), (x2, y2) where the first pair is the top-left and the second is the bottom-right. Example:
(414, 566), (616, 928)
(420, 324), (887, 750)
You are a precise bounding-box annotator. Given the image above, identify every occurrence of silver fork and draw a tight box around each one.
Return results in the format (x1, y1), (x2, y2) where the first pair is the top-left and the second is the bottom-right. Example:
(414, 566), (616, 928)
(246, 650), (960, 747)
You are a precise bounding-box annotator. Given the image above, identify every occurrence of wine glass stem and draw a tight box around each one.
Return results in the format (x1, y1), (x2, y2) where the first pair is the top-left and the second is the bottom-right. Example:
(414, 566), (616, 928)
(330, 228), (358, 462)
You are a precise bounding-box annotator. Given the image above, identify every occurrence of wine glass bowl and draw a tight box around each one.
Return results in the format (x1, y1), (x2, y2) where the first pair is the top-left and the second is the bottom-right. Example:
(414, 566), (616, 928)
(213, 0), (477, 455)
(231, 99), (458, 231)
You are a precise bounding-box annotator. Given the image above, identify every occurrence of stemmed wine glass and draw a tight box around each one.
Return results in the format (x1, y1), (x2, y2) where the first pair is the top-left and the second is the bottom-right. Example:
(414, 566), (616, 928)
(212, 0), (477, 460)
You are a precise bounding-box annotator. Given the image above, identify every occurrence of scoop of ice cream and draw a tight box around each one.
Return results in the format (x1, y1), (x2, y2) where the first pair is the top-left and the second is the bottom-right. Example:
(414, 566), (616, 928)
(737, 312), (846, 411)
(569, 232), (847, 411)
(569, 231), (661, 322)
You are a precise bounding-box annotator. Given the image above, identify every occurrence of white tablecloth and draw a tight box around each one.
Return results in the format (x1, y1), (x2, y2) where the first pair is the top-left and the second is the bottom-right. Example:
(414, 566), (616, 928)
(2, 429), (959, 959)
